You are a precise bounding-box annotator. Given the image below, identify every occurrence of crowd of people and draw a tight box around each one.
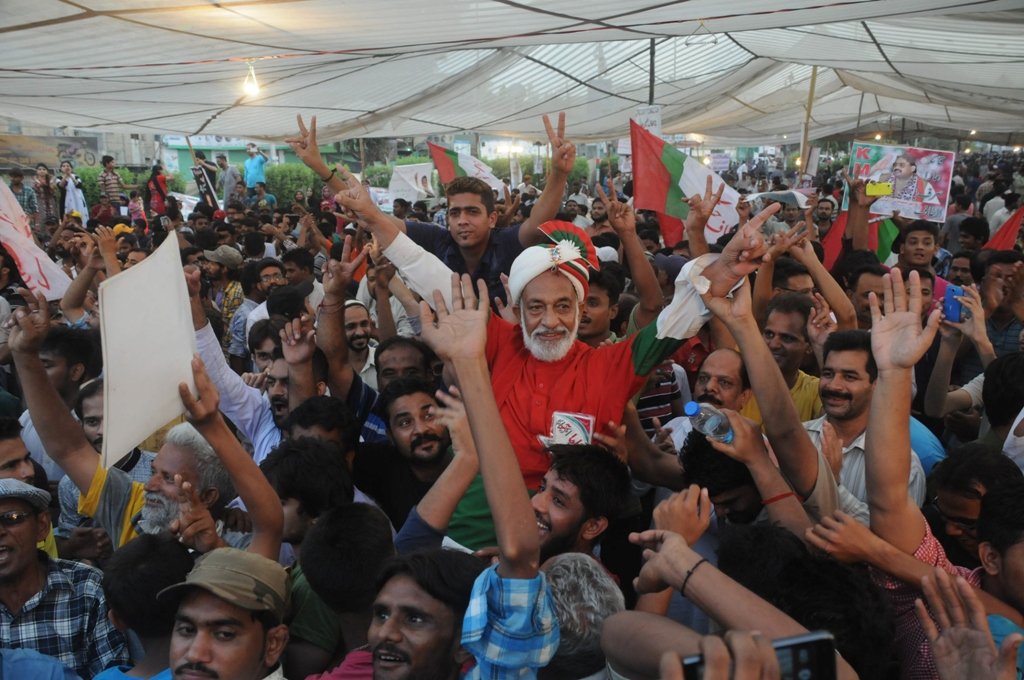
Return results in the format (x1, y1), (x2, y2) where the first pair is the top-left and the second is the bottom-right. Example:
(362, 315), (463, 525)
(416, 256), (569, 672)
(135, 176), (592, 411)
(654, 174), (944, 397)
(0, 113), (1022, 680)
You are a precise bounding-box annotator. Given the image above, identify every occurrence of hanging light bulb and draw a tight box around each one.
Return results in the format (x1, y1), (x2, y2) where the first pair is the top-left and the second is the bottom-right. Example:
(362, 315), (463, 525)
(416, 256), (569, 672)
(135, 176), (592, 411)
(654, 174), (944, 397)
(969, 129), (977, 136)
(874, 133), (882, 140)
(243, 61), (260, 96)
(795, 157), (802, 166)
(702, 156), (711, 166)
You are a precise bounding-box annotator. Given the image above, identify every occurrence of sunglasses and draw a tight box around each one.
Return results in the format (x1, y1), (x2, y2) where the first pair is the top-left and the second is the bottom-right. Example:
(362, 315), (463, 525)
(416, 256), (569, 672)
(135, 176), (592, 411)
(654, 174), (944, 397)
(0, 509), (35, 528)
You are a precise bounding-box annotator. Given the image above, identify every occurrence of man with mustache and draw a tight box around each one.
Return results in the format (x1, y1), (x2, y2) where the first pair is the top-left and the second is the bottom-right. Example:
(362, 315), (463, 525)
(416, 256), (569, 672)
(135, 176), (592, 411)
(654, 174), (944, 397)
(344, 301), (378, 391)
(162, 549), (290, 680)
(803, 330), (926, 519)
(353, 378), (452, 529)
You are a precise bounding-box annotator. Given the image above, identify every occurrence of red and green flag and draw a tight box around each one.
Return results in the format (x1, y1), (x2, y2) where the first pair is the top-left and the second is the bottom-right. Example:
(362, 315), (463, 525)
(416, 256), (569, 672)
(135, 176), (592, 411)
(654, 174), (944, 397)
(873, 218), (901, 265)
(427, 142), (504, 191)
(630, 120), (740, 246)
(984, 206), (1024, 251)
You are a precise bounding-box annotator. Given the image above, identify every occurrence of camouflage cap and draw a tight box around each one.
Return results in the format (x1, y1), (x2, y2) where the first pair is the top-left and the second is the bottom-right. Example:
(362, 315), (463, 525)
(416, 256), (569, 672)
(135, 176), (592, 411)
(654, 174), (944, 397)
(158, 547), (290, 620)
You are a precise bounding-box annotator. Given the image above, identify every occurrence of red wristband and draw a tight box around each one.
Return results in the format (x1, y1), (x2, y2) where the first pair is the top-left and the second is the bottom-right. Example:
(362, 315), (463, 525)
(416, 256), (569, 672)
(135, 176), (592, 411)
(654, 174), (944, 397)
(762, 491), (798, 506)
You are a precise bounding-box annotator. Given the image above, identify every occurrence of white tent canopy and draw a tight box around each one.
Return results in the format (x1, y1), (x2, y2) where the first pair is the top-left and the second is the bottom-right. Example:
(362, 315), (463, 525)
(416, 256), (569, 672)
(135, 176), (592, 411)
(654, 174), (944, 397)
(2, 1), (1023, 144)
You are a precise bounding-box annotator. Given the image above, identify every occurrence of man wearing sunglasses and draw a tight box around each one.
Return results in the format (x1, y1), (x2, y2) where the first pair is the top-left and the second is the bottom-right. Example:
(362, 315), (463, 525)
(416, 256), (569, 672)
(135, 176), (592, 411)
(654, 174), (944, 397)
(0, 478), (128, 677)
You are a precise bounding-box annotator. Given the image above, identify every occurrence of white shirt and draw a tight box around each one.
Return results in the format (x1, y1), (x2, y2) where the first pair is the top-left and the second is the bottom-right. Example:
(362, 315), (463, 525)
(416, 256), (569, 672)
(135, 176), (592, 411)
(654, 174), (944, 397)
(1003, 406), (1024, 473)
(803, 416), (927, 515)
(989, 207), (1012, 232)
(984, 196), (1005, 221)
(357, 345), (378, 392)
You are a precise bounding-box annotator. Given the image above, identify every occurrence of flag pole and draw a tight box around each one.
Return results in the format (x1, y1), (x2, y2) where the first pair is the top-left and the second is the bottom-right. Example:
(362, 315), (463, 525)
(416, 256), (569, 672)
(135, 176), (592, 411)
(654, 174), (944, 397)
(800, 66), (818, 172)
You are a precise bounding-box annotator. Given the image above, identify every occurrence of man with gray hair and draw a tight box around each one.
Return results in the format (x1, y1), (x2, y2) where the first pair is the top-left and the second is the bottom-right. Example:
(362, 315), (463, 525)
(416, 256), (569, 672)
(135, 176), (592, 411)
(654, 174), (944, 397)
(542, 552), (625, 680)
(7, 292), (238, 549)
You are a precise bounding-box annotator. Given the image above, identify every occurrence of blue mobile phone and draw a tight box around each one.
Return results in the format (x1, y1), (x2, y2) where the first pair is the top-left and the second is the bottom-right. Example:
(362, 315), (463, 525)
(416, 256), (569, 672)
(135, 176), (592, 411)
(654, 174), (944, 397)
(943, 285), (964, 323)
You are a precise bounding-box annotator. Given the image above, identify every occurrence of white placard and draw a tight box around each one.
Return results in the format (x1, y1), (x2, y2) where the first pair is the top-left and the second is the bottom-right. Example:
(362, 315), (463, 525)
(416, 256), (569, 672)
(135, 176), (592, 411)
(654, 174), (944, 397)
(99, 234), (196, 467)
(633, 105), (663, 138)
(0, 182), (72, 300)
(388, 163), (435, 204)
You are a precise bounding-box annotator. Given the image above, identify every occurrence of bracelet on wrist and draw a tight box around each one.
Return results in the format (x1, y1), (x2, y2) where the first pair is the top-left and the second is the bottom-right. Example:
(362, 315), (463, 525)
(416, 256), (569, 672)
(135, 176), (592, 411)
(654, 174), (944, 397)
(762, 491), (801, 506)
(320, 168), (336, 183)
(680, 557), (708, 597)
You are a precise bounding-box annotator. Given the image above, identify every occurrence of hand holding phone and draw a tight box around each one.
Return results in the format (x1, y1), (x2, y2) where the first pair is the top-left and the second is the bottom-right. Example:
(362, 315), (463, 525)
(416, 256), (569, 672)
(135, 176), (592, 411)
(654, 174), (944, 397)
(682, 631), (836, 680)
(865, 181), (893, 196)
(943, 284), (965, 323)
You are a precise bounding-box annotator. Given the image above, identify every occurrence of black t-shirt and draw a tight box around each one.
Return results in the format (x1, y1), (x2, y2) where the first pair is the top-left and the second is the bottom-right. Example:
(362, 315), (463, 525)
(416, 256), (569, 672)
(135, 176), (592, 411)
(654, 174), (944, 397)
(352, 442), (434, 530)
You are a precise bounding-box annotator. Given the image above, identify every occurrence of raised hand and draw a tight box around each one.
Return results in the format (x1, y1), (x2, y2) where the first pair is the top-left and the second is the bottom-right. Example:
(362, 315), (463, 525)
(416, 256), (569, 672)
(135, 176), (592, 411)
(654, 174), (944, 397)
(433, 386), (475, 461)
(701, 275), (755, 328)
(869, 269), (941, 371)
(596, 182), (636, 236)
(494, 185), (521, 229)
(285, 114), (328, 174)
(687, 175), (726, 227)
(764, 221), (807, 263)
(848, 175), (879, 210)
(241, 368), (269, 392)
(279, 315), (316, 366)
(653, 484), (712, 545)
(706, 409), (770, 468)
(493, 273), (518, 325)
(592, 420), (628, 463)
(184, 265), (202, 299)
(807, 293), (837, 351)
(333, 167), (378, 218)
(651, 416), (677, 456)
(81, 240), (105, 272)
(168, 474), (224, 554)
(6, 289), (50, 355)
(93, 225), (117, 256)
(917, 569), (1023, 680)
(178, 355), (220, 429)
(944, 286), (987, 346)
(543, 112), (576, 177)
(419, 274), (490, 363)
(322, 235), (368, 299)
(735, 196), (751, 224)
(716, 203), (780, 280)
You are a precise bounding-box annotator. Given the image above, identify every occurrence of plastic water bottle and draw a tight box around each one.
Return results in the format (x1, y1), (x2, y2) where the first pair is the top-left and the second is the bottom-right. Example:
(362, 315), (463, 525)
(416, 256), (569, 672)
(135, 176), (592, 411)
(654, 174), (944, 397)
(684, 401), (734, 444)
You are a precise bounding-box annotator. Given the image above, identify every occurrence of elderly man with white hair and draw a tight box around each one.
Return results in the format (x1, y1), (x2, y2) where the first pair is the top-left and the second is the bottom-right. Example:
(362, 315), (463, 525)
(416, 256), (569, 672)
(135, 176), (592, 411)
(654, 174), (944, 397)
(305, 164), (780, 492)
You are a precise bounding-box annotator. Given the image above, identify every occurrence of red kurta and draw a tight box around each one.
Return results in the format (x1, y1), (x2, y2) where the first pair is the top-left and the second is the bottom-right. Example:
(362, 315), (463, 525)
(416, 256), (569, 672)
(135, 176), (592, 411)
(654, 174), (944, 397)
(486, 313), (681, 489)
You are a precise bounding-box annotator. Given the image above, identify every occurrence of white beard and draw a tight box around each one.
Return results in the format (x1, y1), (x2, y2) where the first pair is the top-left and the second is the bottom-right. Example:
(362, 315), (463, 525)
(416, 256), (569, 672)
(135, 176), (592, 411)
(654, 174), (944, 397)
(521, 307), (580, 362)
(137, 492), (180, 535)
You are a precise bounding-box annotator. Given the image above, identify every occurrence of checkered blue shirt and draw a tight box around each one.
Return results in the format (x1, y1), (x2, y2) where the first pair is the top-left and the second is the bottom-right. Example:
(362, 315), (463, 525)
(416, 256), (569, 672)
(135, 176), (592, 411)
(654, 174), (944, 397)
(461, 565), (559, 679)
(0, 553), (129, 678)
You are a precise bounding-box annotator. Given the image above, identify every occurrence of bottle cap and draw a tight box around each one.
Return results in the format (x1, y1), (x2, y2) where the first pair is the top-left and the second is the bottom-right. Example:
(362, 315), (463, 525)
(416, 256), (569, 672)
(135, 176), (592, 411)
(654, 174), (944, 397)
(684, 401), (700, 417)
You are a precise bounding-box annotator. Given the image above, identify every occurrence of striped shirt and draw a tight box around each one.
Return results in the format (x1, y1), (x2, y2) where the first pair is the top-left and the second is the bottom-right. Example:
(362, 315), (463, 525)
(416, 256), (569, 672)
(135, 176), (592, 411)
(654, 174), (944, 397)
(97, 169), (124, 202)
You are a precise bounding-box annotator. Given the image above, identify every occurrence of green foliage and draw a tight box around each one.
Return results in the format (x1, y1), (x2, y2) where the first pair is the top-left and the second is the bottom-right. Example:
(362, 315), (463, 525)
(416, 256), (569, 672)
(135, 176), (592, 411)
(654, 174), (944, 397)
(265, 164), (320, 206)
(363, 164), (393, 188)
(395, 155), (432, 166)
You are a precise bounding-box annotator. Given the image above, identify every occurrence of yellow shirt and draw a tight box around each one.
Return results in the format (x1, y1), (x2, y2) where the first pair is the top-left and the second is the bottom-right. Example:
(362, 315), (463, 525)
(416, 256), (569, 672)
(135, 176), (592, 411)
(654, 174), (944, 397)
(37, 527), (57, 558)
(78, 464), (146, 548)
(740, 370), (823, 427)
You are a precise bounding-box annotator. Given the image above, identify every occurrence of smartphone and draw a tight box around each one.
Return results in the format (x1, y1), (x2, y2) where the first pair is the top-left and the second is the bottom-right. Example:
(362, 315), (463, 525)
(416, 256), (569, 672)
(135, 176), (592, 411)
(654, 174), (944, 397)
(682, 631), (836, 680)
(944, 284), (965, 323)
(159, 215), (171, 228)
(865, 181), (893, 196)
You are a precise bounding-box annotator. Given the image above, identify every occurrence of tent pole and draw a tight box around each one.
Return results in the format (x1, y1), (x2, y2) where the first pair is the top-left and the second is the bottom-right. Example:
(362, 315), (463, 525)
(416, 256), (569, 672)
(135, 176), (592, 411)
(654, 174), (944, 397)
(648, 39), (656, 105)
(800, 66), (818, 170)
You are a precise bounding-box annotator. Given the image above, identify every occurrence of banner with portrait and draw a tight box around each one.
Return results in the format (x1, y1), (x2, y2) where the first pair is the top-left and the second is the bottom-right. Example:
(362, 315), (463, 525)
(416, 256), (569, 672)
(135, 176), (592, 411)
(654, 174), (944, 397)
(846, 143), (955, 223)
